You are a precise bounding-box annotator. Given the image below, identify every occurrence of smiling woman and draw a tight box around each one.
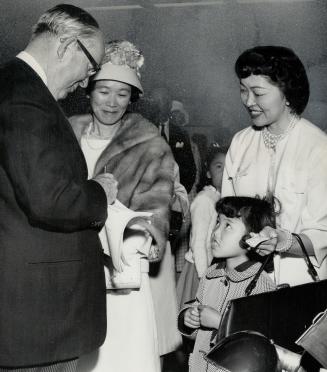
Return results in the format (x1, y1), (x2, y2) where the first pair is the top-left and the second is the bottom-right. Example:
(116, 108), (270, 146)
(69, 40), (185, 372)
(90, 80), (132, 129)
(69, 40), (165, 372)
(239, 74), (289, 133)
(222, 45), (327, 287)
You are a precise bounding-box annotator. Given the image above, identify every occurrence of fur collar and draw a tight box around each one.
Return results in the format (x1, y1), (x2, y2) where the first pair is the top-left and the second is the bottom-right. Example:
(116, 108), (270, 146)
(70, 112), (175, 260)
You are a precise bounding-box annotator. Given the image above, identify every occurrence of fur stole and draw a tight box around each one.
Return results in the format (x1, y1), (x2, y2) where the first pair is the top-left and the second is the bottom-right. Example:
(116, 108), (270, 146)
(70, 112), (175, 260)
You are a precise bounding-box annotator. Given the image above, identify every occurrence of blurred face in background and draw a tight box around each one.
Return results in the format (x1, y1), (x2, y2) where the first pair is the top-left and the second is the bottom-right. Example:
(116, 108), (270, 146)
(150, 88), (172, 123)
(170, 110), (186, 127)
(207, 152), (226, 192)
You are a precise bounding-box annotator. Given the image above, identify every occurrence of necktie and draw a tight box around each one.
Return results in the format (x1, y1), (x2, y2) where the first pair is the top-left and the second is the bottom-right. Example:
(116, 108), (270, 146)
(160, 123), (168, 142)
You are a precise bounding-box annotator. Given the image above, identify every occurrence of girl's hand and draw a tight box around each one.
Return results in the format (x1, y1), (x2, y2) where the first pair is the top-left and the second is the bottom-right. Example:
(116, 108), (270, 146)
(198, 305), (221, 330)
(184, 306), (200, 329)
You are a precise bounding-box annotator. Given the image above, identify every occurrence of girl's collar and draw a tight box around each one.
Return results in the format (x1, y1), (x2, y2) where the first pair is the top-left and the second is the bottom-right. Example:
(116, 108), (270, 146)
(206, 260), (262, 282)
(203, 185), (219, 193)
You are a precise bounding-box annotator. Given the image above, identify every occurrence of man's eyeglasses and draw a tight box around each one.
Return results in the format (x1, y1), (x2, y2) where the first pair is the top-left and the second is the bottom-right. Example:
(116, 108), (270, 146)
(76, 39), (101, 74)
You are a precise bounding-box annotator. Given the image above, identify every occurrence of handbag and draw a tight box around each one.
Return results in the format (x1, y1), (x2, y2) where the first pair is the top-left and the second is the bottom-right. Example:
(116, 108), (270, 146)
(295, 308), (327, 368)
(101, 200), (153, 289)
(217, 234), (327, 353)
(217, 279), (327, 353)
(204, 331), (279, 372)
(104, 252), (141, 290)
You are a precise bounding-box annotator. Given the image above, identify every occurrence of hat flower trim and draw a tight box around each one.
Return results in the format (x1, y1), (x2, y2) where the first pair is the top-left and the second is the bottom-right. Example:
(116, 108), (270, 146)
(103, 40), (144, 78)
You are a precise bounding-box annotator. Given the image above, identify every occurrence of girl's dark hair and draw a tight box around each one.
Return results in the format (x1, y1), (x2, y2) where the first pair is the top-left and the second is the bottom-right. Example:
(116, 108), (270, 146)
(216, 196), (277, 234)
(235, 46), (309, 115)
(216, 196), (279, 271)
(197, 144), (228, 192)
(86, 80), (140, 102)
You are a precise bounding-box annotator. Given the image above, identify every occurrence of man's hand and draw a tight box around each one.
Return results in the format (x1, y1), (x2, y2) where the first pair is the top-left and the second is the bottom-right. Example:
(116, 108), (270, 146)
(93, 173), (118, 205)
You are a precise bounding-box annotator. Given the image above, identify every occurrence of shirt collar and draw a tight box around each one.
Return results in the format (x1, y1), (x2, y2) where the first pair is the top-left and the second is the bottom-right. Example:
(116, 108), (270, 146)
(206, 260), (262, 282)
(159, 119), (169, 139)
(16, 51), (47, 86)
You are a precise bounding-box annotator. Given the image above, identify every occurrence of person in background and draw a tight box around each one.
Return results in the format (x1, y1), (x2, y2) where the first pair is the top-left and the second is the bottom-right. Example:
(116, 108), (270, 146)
(222, 46), (327, 286)
(177, 145), (227, 310)
(0, 4), (117, 372)
(178, 197), (277, 372)
(130, 87), (193, 364)
(150, 87), (196, 194)
(168, 100), (203, 284)
(170, 100), (202, 201)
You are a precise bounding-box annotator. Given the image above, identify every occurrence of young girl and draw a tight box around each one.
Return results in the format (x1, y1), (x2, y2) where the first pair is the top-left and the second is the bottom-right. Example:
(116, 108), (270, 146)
(177, 145), (227, 309)
(178, 196), (277, 372)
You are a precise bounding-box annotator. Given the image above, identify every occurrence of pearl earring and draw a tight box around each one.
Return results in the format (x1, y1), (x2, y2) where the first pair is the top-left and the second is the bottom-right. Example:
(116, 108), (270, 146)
(286, 101), (290, 106)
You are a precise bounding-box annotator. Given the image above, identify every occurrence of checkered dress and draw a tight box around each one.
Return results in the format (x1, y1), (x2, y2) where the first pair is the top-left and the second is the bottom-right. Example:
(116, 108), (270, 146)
(178, 261), (276, 372)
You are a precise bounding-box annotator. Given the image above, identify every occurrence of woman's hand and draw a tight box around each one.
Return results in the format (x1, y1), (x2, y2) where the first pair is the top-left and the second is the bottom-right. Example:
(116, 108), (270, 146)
(198, 305), (221, 330)
(254, 226), (292, 256)
(184, 306), (200, 329)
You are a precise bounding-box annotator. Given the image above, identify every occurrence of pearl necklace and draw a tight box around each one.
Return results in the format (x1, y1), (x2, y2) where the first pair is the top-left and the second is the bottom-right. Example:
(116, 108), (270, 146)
(85, 122), (110, 151)
(262, 115), (299, 150)
(84, 119), (122, 151)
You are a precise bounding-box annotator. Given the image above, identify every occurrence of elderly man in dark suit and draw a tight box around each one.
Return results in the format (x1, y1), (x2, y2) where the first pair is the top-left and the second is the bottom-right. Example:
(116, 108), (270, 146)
(0, 4), (117, 372)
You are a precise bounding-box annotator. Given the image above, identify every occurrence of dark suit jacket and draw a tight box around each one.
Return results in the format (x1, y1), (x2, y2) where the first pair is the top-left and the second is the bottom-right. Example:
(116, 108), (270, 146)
(168, 122), (196, 193)
(0, 58), (108, 367)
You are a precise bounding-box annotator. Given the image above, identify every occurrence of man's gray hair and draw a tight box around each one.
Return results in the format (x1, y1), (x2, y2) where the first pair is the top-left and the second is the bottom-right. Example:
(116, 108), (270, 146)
(31, 4), (100, 42)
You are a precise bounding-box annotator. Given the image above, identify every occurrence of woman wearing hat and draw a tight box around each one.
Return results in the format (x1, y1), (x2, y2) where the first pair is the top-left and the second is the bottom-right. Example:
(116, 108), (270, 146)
(70, 40), (183, 372)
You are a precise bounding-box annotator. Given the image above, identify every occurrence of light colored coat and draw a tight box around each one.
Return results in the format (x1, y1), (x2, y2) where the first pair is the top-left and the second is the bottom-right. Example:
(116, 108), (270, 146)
(222, 118), (327, 285)
(185, 185), (220, 277)
(178, 261), (276, 372)
(70, 112), (175, 260)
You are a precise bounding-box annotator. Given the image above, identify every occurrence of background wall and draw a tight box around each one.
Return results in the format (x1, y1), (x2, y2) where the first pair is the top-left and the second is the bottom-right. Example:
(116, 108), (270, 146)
(1, 0), (327, 145)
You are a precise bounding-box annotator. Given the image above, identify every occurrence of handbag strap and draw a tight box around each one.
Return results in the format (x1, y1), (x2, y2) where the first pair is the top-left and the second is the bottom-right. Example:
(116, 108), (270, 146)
(245, 253), (274, 296)
(292, 233), (319, 282)
(245, 232), (319, 295)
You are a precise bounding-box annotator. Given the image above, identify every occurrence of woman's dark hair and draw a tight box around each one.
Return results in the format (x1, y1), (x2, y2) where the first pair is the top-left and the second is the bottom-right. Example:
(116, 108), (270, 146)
(86, 80), (141, 102)
(216, 196), (277, 235)
(235, 46), (309, 115)
(197, 144), (228, 192)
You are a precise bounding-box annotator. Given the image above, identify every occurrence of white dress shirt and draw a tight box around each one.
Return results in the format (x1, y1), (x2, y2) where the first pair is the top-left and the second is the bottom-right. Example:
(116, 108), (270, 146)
(16, 51), (47, 86)
(159, 119), (169, 141)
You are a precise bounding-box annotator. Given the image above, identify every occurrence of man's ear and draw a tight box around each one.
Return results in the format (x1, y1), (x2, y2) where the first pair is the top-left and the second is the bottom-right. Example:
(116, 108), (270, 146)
(57, 37), (76, 60)
(206, 170), (212, 179)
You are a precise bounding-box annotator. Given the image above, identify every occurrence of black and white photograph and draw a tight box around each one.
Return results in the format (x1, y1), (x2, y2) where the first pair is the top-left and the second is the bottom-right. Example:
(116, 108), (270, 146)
(0, 1), (327, 371)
